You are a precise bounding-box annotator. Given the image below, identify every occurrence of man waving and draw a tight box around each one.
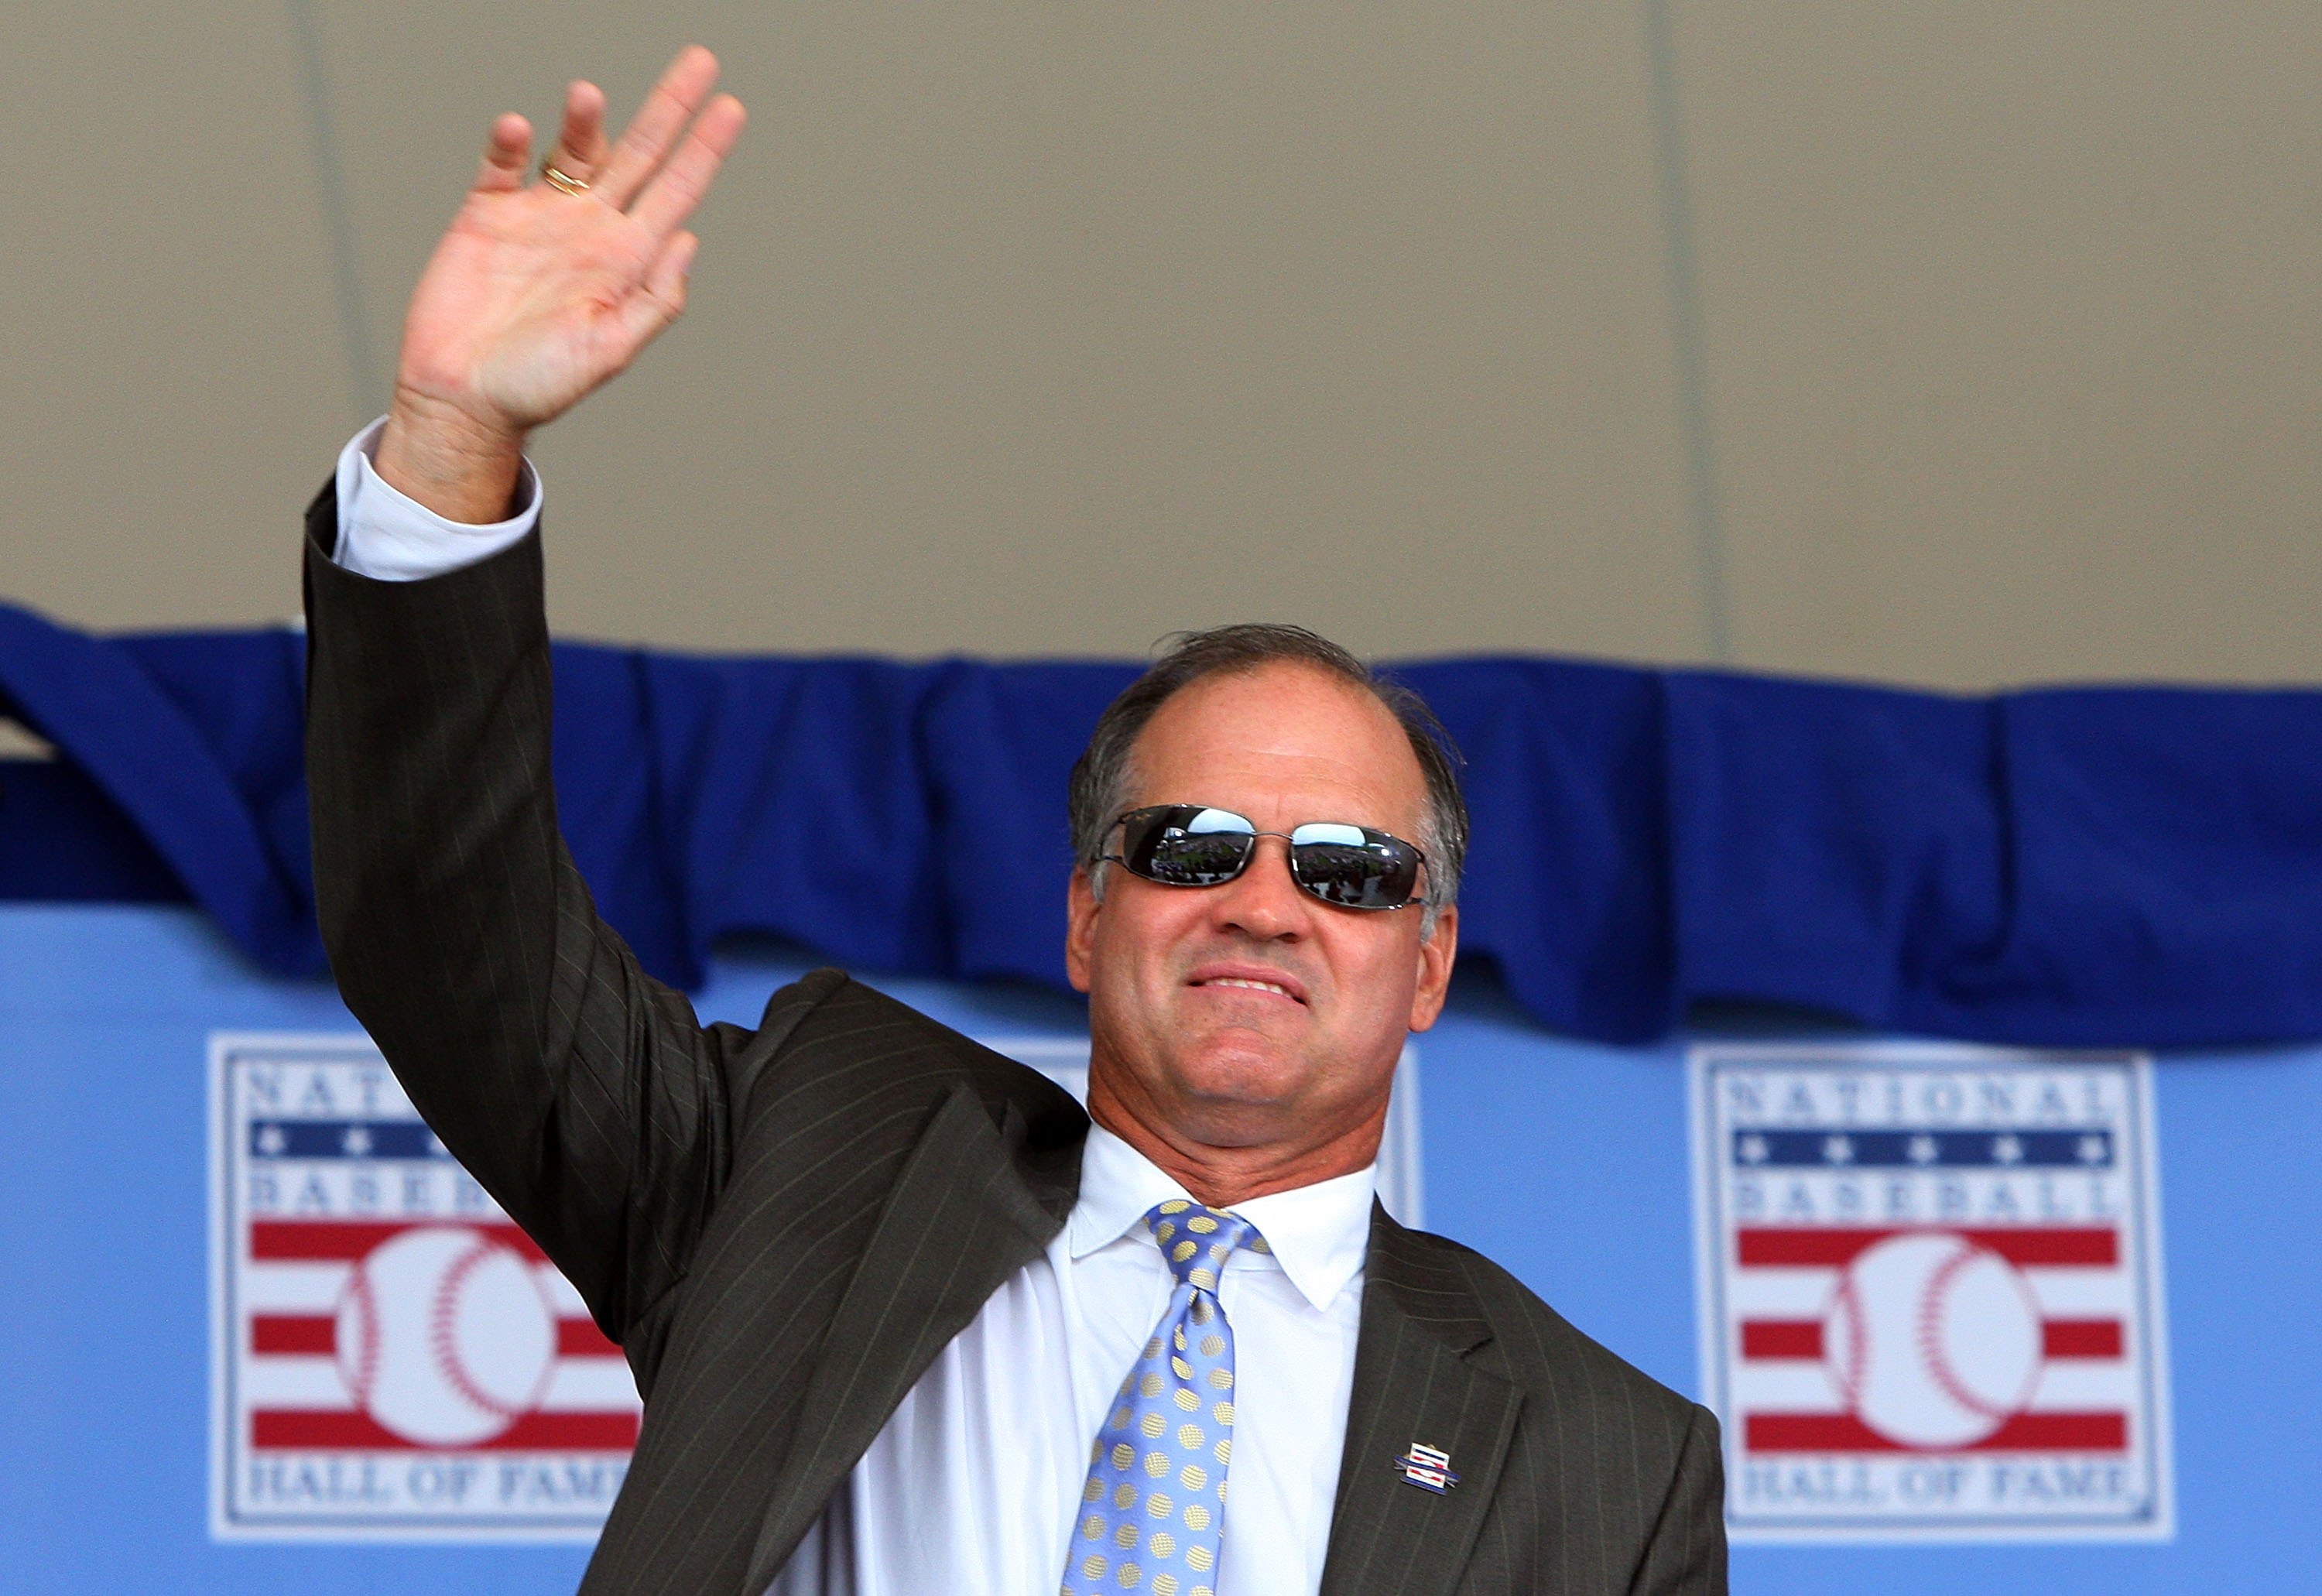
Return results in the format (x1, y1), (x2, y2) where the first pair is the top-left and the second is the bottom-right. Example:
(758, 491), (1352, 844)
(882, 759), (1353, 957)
(303, 46), (1724, 1595)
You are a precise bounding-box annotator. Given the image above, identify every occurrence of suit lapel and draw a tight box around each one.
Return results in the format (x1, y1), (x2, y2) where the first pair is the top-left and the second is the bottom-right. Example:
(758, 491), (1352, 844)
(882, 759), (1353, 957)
(1320, 1204), (1523, 1596)
(739, 1081), (1067, 1593)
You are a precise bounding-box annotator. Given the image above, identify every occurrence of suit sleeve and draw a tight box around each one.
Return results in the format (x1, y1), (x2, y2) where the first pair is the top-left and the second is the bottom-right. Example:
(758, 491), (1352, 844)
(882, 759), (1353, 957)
(300, 482), (796, 1379)
(1628, 1403), (1728, 1594)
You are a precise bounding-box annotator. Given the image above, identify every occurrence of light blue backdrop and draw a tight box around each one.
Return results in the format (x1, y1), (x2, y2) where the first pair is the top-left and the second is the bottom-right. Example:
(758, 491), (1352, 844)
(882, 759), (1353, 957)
(3, 905), (2316, 1594)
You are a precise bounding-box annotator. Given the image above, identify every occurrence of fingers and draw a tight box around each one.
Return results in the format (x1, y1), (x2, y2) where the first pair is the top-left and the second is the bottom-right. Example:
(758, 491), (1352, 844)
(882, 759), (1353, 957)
(617, 229), (699, 348)
(628, 94), (747, 243)
(595, 45), (722, 211)
(473, 113), (533, 193)
(539, 80), (610, 189)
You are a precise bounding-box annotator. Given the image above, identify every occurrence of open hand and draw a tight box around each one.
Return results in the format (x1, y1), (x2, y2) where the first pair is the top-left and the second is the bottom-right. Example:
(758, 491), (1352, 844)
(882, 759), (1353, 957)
(375, 46), (747, 520)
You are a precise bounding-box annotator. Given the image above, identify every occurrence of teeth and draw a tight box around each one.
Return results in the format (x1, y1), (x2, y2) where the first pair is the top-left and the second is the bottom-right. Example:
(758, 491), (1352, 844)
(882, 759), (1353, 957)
(1207, 978), (1290, 997)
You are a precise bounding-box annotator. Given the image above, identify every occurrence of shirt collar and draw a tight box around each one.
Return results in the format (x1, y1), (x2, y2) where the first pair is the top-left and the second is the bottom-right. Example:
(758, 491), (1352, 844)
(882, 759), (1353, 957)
(1067, 1123), (1376, 1313)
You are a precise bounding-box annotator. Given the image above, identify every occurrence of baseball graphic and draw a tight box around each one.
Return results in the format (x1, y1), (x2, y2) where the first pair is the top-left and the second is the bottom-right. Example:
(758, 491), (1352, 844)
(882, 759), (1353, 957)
(335, 1225), (558, 1447)
(1823, 1231), (2043, 1449)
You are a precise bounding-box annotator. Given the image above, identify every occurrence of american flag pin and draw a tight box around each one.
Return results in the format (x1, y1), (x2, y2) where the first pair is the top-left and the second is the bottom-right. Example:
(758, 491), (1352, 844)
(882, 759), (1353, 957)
(1395, 1441), (1459, 1493)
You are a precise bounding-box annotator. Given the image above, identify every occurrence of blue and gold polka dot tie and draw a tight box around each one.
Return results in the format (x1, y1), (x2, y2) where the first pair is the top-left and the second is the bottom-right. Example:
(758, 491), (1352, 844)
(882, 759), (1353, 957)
(1063, 1199), (1268, 1596)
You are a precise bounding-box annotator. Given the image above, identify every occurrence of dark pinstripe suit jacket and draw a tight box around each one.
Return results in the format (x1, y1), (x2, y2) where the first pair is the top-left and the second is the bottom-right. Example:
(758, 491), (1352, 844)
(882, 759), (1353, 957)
(301, 488), (1726, 1595)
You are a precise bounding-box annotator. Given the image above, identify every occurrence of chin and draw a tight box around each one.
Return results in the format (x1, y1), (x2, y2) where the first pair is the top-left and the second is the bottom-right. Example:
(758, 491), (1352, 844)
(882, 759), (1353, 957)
(1160, 1034), (1310, 1115)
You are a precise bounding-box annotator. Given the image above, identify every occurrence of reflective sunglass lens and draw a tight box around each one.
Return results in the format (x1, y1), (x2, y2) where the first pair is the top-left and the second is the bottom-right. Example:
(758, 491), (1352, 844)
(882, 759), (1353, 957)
(1125, 806), (1257, 886)
(1287, 822), (1420, 909)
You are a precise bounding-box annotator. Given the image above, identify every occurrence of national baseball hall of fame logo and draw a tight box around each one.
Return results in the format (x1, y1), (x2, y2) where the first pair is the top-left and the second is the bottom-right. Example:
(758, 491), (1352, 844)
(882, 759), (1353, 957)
(211, 1035), (642, 1539)
(1691, 1044), (2172, 1541)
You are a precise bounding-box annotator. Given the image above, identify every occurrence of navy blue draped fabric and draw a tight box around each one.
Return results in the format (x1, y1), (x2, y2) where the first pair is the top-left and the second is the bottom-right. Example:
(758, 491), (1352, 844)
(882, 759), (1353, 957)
(5, 598), (2319, 1046)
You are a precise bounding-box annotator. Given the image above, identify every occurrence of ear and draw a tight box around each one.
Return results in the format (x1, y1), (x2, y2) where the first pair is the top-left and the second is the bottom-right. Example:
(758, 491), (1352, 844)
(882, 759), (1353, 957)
(1065, 864), (1102, 993)
(1406, 903), (1458, 1032)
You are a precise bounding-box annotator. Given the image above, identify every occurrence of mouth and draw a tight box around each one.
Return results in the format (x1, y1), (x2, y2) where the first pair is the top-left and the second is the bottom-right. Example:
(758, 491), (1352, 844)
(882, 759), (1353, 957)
(1186, 966), (1309, 1005)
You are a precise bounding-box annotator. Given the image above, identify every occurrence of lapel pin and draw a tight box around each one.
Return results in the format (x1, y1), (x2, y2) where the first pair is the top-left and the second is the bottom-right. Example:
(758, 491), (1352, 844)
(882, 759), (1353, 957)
(1395, 1441), (1459, 1493)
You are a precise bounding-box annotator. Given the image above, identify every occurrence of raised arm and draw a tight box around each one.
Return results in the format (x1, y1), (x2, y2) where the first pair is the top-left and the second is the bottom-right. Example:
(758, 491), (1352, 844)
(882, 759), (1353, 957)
(374, 46), (745, 522)
(305, 50), (766, 1377)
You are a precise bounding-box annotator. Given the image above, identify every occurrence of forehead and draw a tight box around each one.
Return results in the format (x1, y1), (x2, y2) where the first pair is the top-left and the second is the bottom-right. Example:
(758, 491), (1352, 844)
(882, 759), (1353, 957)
(1126, 662), (1428, 833)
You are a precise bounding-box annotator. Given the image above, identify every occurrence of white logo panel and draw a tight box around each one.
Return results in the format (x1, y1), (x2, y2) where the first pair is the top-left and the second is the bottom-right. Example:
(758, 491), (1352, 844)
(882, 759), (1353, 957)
(1691, 1043), (2171, 1542)
(211, 1036), (641, 1542)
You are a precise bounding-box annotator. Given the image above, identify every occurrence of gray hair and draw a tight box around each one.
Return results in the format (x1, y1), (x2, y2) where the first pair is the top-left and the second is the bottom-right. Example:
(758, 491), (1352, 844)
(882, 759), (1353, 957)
(1067, 623), (1468, 937)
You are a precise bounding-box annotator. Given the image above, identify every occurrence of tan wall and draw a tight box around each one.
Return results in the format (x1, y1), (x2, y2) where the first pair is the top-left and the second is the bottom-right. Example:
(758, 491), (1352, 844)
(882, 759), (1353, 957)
(3, 2), (2316, 690)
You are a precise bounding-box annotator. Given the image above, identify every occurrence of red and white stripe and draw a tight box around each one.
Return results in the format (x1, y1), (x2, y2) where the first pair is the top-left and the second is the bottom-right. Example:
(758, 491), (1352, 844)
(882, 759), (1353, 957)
(238, 1220), (641, 1452)
(1731, 1225), (2134, 1454)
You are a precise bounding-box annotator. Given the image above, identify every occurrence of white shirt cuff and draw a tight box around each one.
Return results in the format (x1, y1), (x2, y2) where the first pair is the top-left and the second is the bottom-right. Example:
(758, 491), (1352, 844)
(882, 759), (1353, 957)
(331, 416), (543, 581)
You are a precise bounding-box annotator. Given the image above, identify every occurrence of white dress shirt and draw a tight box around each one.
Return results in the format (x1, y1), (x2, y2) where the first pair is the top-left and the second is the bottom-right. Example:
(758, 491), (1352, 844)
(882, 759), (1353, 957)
(772, 1127), (1369, 1596)
(327, 423), (1372, 1594)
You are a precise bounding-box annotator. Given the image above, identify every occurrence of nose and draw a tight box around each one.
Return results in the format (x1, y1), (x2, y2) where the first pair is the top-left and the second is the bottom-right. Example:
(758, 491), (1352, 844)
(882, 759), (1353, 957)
(1207, 834), (1312, 941)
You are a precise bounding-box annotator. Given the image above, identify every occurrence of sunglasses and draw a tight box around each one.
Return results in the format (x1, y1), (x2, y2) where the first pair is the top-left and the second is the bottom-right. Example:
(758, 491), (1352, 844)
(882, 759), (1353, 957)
(1102, 803), (1428, 911)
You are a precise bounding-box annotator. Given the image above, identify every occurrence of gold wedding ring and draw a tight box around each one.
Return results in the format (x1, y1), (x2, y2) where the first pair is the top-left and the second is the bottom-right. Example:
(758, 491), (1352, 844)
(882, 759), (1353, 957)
(539, 159), (591, 197)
